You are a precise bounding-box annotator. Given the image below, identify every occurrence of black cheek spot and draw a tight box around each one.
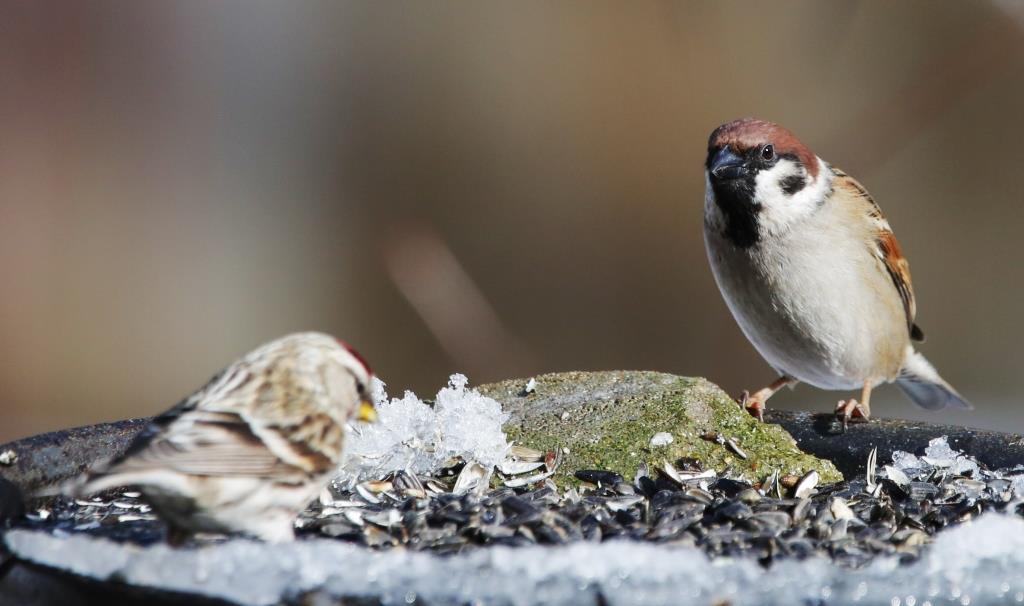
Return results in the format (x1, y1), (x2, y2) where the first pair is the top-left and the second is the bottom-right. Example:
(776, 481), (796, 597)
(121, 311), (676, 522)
(779, 174), (806, 195)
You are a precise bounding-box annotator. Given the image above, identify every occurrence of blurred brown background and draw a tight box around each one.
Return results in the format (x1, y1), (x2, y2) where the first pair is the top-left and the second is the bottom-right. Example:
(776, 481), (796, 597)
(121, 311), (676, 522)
(1, 1), (1022, 444)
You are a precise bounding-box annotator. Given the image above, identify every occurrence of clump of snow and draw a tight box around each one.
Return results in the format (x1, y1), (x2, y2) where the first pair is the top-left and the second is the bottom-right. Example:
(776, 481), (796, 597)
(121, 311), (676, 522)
(890, 449), (923, 473)
(10, 513), (1024, 606)
(922, 436), (981, 476)
(1011, 472), (1024, 497)
(339, 374), (510, 483)
(649, 432), (673, 448)
(891, 437), (979, 476)
(0, 449), (17, 465)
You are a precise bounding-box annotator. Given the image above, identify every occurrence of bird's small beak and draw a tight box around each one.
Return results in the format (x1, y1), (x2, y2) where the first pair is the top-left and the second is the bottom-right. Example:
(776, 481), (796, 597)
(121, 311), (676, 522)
(356, 400), (378, 423)
(709, 147), (748, 180)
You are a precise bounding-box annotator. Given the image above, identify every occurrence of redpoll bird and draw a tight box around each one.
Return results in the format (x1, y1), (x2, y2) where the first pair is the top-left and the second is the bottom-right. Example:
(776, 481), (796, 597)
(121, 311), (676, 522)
(703, 118), (971, 426)
(73, 332), (377, 542)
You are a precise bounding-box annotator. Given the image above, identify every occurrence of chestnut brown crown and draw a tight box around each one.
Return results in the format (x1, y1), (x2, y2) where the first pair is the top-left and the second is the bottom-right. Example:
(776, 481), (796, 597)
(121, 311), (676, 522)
(708, 118), (819, 178)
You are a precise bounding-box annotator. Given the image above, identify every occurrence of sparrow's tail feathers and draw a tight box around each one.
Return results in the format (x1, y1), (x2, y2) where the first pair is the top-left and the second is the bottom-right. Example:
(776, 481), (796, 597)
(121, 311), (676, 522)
(34, 465), (120, 499)
(69, 472), (127, 498)
(896, 349), (972, 411)
(63, 457), (137, 498)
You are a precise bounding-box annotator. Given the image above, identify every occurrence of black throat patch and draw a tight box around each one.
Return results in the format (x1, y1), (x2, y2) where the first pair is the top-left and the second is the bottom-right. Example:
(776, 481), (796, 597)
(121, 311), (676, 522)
(710, 177), (760, 248)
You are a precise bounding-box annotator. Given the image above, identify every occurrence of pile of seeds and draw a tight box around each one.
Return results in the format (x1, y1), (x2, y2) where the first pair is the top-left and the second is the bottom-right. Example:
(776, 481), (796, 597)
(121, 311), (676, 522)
(299, 444), (1024, 567)
(16, 439), (1024, 568)
(18, 489), (160, 544)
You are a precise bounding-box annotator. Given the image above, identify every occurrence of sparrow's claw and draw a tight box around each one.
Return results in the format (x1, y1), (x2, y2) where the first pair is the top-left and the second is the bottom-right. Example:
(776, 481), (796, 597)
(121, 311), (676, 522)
(737, 390), (750, 410)
(835, 399), (869, 431)
(738, 390), (765, 422)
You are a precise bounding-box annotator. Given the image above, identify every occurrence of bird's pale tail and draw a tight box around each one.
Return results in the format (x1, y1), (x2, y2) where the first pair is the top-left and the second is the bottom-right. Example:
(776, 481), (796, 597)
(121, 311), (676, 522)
(69, 472), (123, 498)
(896, 348), (972, 411)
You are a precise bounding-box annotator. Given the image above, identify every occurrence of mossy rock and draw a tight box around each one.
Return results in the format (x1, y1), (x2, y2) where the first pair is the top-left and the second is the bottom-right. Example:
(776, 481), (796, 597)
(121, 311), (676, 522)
(477, 371), (842, 486)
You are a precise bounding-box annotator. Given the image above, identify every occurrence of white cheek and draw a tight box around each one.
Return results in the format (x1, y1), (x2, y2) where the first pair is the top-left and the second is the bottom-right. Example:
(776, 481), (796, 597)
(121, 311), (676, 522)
(754, 157), (831, 237)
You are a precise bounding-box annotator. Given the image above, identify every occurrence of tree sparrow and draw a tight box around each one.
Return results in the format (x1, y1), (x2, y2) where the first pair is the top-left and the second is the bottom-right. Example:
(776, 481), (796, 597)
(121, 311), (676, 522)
(72, 332), (377, 542)
(703, 118), (971, 426)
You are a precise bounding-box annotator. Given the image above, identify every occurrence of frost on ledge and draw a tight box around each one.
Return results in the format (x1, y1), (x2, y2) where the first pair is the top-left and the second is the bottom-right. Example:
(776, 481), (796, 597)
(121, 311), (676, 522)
(8, 513), (1024, 606)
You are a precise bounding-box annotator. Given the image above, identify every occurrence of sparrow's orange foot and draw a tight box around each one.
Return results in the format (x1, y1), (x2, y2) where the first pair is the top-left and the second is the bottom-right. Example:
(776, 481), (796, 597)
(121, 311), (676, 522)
(739, 390), (766, 422)
(835, 399), (870, 431)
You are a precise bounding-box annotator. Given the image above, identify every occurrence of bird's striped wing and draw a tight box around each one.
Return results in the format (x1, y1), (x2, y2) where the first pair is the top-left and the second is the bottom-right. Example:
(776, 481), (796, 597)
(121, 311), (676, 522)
(832, 168), (924, 342)
(103, 409), (300, 478)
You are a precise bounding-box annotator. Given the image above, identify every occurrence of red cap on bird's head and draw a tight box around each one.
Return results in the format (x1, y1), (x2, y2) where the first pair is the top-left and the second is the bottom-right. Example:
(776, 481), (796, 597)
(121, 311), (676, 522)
(335, 338), (373, 376)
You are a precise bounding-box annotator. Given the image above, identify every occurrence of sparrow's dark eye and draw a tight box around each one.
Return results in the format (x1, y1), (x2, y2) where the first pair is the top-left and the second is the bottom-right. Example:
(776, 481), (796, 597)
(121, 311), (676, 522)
(761, 144), (775, 161)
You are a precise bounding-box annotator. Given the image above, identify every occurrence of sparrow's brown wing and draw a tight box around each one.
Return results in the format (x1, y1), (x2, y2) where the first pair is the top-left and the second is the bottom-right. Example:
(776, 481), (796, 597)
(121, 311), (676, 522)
(104, 409), (304, 478)
(97, 364), (338, 481)
(832, 168), (924, 342)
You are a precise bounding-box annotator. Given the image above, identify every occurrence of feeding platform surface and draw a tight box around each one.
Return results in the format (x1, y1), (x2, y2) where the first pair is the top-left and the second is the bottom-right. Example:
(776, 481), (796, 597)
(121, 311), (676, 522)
(2, 372), (1024, 606)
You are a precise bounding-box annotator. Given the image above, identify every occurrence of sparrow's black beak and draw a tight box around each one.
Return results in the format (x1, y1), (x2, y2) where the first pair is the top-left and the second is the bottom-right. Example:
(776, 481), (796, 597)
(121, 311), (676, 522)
(709, 147), (748, 180)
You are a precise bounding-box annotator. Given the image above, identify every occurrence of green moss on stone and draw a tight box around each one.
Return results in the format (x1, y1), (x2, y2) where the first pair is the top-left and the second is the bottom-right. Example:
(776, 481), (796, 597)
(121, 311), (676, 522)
(477, 371), (842, 487)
